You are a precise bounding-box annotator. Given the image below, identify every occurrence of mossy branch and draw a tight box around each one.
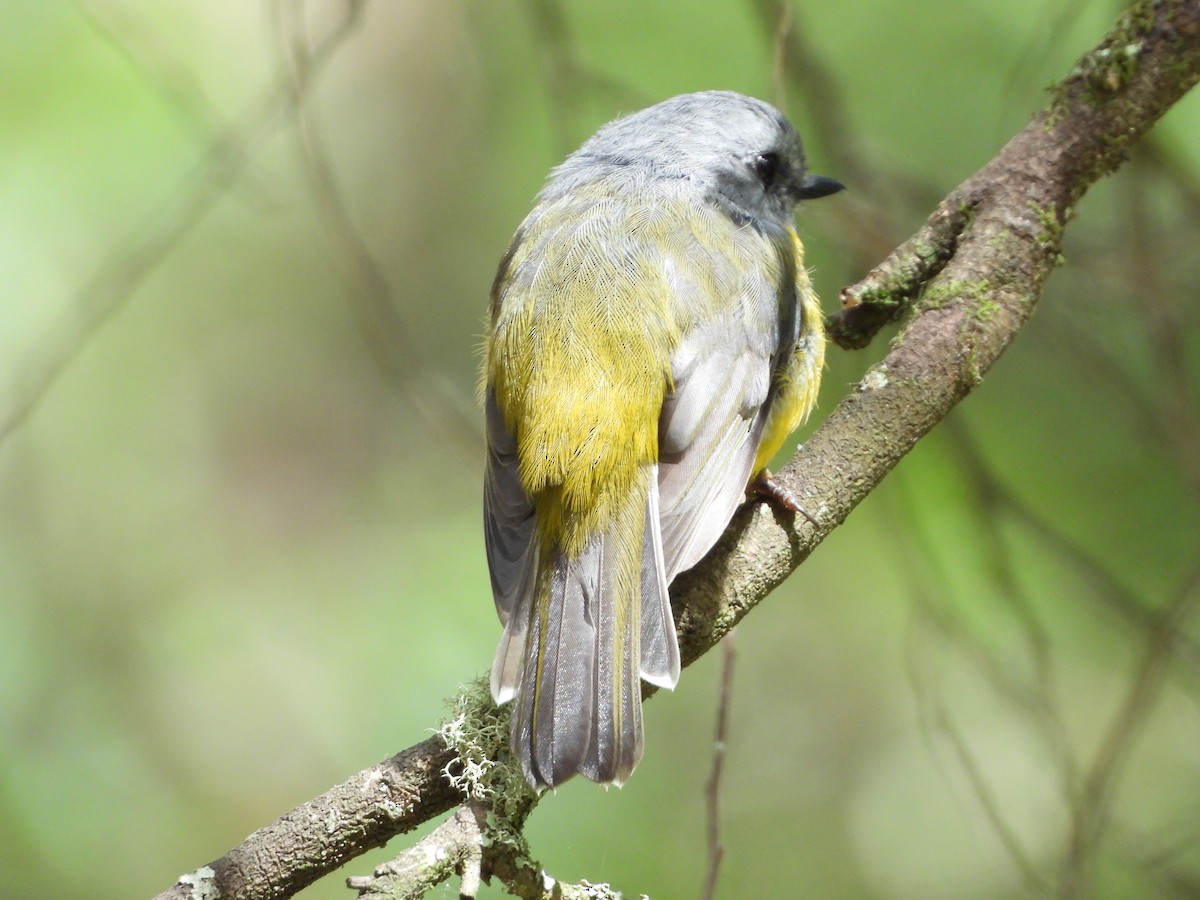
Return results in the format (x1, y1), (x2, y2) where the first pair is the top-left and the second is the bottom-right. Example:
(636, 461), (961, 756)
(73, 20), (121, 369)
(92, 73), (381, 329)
(831, 0), (1200, 348)
(152, 1), (1200, 897)
(680, 0), (1200, 665)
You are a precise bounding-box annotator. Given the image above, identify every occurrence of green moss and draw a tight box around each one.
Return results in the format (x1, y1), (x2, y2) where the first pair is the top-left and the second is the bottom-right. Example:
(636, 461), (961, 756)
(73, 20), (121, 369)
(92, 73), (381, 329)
(438, 678), (538, 825)
(1029, 202), (1057, 234)
(1081, 42), (1143, 96)
(975, 298), (1003, 322)
(1045, 0), (1158, 122)
(962, 349), (985, 388)
(856, 287), (904, 311)
(955, 200), (978, 230)
(1024, 200), (1070, 269)
(918, 278), (991, 312)
(437, 682), (545, 891)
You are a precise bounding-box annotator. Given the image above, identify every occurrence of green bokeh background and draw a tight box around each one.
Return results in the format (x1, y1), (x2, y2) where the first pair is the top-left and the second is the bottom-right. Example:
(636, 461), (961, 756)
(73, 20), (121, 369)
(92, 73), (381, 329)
(2, 2), (1198, 898)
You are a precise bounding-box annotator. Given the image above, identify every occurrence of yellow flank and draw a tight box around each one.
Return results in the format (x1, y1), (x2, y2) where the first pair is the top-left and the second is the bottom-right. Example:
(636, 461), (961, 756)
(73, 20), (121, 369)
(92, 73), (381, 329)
(752, 227), (826, 474)
(484, 192), (676, 556)
(487, 182), (817, 556)
(488, 187), (683, 556)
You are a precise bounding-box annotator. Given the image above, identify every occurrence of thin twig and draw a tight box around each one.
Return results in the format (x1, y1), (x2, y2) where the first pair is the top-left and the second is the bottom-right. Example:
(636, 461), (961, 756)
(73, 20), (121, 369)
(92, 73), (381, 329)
(523, 0), (650, 155)
(272, 0), (481, 452)
(891, 475), (1051, 893)
(945, 421), (1080, 795)
(702, 632), (737, 900)
(1128, 151), (1200, 500)
(932, 685), (1052, 892)
(768, 2), (792, 111)
(750, 0), (933, 285)
(1060, 562), (1200, 896)
(75, 0), (278, 208)
(275, 0), (418, 382)
(0, 0), (370, 447)
(346, 805), (480, 899)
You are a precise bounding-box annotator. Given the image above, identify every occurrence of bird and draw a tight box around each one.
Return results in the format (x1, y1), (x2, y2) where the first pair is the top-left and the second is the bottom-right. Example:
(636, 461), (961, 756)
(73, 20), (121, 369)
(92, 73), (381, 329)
(481, 90), (843, 790)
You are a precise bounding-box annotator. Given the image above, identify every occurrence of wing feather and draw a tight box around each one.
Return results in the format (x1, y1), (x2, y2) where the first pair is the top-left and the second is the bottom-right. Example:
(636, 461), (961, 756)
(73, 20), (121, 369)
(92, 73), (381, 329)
(657, 316), (775, 579)
(484, 390), (538, 702)
(637, 473), (679, 687)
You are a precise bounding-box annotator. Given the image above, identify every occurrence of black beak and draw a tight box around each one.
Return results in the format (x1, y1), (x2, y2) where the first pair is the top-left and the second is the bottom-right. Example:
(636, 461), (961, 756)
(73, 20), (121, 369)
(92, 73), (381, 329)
(796, 173), (845, 200)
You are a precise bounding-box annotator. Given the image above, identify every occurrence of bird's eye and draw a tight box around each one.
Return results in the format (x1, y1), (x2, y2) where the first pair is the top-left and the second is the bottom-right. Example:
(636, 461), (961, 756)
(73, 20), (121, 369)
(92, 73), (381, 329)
(751, 151), (781, 189)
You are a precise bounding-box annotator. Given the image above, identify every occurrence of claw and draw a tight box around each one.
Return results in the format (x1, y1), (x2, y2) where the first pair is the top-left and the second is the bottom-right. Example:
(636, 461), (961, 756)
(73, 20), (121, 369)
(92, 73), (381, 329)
(747, 469), (818, 526)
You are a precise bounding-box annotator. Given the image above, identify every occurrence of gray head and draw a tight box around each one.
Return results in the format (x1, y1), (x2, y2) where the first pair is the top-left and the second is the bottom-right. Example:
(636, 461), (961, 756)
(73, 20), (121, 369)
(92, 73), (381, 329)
(549, 90), (843, 226)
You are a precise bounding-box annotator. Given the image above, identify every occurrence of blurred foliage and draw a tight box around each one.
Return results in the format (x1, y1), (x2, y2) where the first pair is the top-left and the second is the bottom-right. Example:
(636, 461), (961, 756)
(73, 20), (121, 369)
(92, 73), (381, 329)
(1, 1), (1198, 898)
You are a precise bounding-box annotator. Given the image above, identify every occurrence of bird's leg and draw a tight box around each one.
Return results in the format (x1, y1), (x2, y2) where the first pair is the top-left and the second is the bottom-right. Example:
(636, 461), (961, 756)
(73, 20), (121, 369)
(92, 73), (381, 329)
(747, 469), (818, 526)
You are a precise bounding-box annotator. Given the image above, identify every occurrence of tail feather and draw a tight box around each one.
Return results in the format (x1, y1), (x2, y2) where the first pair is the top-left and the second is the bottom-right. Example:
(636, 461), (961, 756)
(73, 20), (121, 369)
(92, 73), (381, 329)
(530, 555), (596, 787)
(580, 532), (643, 785)
(508, 470), (674, 789)
(490, 618), (526, 704)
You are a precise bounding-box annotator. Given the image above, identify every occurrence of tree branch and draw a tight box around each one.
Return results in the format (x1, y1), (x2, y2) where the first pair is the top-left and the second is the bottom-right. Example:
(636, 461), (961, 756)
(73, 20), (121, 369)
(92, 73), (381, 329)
(832, 0), (1200, 347)
(153, 1), (1200, 897)
(153, 737), (459, 900)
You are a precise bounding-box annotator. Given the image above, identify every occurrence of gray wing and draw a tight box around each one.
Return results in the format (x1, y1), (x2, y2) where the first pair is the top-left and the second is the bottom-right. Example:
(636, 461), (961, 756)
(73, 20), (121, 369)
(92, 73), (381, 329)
(483, 389), (539, 702)
(657, 313), (776, 580)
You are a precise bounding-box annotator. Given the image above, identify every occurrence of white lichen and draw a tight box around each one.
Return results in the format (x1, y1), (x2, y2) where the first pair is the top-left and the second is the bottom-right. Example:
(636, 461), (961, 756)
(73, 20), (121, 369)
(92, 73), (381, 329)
(177, 865), (220, 900)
